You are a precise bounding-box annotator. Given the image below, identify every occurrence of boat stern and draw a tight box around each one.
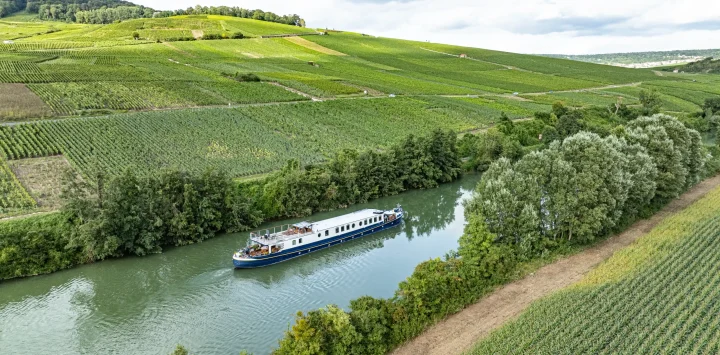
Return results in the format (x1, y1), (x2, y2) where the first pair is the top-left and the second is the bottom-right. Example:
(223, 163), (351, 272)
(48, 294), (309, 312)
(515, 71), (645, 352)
(233, 252), (262, 268)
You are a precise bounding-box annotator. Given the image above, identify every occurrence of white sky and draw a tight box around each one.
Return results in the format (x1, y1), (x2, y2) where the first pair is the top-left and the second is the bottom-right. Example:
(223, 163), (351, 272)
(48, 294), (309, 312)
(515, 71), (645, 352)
(133, 0), (720, 55)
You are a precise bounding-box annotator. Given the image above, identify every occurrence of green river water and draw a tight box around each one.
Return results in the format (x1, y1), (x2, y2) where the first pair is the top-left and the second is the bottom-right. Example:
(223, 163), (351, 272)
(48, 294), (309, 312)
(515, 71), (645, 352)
(0, 175), (480, 355)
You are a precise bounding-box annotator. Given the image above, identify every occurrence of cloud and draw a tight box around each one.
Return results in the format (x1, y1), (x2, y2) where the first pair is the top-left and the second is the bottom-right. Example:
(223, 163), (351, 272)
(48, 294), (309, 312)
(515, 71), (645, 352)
(133, 0), (720, 54)
(508, 16), (630, 36)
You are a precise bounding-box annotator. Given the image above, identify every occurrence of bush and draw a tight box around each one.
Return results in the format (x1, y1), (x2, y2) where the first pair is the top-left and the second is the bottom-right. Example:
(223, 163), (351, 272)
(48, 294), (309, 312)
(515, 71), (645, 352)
(228, 73), (261, 82)
(0, 213), (82, 280)
(63, 168), (263, 260)
(231, 32), (244, 39)
(201, 33), (222, 40)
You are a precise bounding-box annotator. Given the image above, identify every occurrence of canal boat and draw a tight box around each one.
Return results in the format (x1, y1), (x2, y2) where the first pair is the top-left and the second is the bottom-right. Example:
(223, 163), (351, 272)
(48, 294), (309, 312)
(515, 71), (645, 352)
(233, 205), (404, 268)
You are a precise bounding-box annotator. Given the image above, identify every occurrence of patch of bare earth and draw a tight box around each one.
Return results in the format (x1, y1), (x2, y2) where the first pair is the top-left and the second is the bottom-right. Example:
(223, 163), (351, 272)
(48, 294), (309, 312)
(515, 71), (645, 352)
(162, 42), (193, 57)
(267, 82), (317, 100)
(341, 82), (384, 96)
(392, 174), (720, 355)
(191, 30), (204, 39)
(0, 83), (53, 121)
(9, 156), (72, 210)
(284, 36), (347, 56)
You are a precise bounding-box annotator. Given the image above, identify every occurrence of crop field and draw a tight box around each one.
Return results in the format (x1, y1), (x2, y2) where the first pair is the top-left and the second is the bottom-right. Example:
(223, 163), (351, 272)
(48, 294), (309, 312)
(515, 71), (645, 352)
(523, 91), (640, 107)
(470, 184), (720, 354)
(0, 156), (36, 215)
(1, 15), (714, 118)
(0, 83), (52, 121)
(26, 80), (306, 115)
(0, 97), (496, 177)
(7, 156), (73, 210)
(0, 14), (717, 188)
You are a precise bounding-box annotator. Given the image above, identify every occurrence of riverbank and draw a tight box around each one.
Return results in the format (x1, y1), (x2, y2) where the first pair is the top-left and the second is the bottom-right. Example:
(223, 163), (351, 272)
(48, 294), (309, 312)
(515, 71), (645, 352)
(0, 176), (480, 355)
(391, 174), (720, 355)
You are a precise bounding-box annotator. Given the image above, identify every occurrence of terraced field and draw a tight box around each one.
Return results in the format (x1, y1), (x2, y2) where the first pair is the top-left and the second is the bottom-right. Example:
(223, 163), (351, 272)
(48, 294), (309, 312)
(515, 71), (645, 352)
(470, 183), (720, 354)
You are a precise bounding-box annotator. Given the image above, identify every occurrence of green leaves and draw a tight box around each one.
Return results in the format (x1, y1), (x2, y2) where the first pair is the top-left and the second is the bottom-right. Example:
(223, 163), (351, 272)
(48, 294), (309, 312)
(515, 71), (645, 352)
(468, 114), (704, 250)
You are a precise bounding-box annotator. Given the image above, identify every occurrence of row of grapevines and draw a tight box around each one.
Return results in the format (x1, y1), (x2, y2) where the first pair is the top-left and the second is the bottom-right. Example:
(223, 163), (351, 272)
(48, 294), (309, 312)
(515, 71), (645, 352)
(471, 185), (720, 354)
(0, 156), (36, 214)
(0, 125), (61, 159)
(1, 97), (495, 177)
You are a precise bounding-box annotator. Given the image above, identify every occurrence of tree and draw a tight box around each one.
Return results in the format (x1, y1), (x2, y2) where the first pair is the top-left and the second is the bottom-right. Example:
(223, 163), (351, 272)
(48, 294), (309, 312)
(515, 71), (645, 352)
(496, 112), (513, 135)
(626, 114), (703, 203)
(638, 89), (662, 115)
(555, 110), (585, 139)
(132, 31), (140, 40)
(170, 345), (189, 355)
(275, 306), (361, 355)
(702, 97), (720, 117)
(552, 102), (569, 118)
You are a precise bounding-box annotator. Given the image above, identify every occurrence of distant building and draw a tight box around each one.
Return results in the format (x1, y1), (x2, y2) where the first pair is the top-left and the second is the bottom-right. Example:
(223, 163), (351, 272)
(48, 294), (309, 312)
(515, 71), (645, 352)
(2, 40), (13, 44)
(673, 69), (679, 73)
(459, 54), (467, 58)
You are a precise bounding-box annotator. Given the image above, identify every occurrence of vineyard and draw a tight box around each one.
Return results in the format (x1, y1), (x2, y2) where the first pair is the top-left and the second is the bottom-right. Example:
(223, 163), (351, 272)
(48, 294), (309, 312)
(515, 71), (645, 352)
(0, 12), (718, 205)
(470, 184), (720, 354)
(0, 14), (717, 121)
(0, 97), (495, 177)
(0, 156), (36, 215)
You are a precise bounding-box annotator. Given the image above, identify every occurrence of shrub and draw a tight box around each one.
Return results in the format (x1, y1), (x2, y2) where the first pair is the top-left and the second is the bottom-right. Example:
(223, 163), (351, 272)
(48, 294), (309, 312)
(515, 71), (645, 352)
(0, 213), (82, 280)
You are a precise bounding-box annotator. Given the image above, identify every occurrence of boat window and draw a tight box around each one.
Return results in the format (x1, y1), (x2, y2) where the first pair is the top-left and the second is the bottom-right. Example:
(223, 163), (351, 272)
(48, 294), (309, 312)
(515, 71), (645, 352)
(352, 223), (355, 228)
(341, 226), (345, 232)
(318, 233), (321, 238)
(335, 227), (339, 233)
(292, 240), (296, 246)
(325, 230), (329, 236)
(299, 238), (303, 244)
(347, 224), (350, 230)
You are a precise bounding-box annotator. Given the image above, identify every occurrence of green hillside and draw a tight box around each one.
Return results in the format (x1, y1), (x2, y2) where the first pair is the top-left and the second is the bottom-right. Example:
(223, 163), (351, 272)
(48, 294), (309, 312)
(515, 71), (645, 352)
(0, 14), (718, 216)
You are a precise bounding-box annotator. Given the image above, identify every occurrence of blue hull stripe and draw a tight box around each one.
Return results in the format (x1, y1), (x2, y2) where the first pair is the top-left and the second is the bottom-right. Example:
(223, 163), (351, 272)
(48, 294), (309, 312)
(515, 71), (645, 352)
(233, 217), (402, 268)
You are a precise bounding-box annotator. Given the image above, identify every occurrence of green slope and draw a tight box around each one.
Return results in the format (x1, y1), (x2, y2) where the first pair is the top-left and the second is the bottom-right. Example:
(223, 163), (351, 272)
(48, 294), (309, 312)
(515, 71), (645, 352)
(0, 15), (717, 179)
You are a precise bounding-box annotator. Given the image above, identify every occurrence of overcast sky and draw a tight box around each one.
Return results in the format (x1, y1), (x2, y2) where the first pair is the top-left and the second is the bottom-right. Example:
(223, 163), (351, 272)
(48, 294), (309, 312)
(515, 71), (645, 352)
(134, 0), (720, 55)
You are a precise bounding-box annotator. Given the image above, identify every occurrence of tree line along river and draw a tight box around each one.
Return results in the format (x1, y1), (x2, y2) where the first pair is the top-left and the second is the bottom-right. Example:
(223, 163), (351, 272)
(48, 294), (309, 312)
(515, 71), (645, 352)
(0, 175), (480, 355)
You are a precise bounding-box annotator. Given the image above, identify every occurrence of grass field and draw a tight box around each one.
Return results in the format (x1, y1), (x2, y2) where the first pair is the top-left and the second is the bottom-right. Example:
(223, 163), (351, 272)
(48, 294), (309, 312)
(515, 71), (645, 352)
(469, 183), (720, 354)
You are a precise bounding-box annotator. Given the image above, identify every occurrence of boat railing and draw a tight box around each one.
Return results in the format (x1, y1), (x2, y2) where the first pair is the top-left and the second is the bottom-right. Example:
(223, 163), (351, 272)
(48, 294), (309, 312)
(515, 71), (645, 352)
(249, 208), (403, 244)
(250, 224), (315, 242)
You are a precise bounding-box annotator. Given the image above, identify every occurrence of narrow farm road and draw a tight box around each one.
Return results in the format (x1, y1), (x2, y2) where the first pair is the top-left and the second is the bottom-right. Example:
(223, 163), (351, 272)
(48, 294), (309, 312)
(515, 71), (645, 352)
(511, 81), (642, 97)
(391, 174), (720, 355)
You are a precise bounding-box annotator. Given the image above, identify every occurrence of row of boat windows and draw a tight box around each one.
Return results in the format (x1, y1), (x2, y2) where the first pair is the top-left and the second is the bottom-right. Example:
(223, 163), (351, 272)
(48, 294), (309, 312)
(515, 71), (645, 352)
(332, 216), (379, 235)
(291, 216), (381, 246)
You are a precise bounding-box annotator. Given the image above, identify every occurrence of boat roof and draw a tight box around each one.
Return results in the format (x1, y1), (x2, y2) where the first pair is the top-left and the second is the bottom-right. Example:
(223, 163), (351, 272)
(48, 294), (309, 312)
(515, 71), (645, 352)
(312, 208), (385, 231)
(251, 208), (388, 245)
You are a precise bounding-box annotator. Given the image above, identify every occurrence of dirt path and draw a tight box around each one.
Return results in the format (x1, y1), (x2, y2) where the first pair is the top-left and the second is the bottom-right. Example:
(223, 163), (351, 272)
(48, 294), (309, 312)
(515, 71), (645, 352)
(391, 174), (720, 355)
(516, 81), (641, 96)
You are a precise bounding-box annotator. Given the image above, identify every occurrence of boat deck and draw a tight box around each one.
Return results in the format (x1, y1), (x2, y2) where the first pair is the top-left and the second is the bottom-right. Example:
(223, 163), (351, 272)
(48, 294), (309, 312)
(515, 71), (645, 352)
(250, 208), (385, 245)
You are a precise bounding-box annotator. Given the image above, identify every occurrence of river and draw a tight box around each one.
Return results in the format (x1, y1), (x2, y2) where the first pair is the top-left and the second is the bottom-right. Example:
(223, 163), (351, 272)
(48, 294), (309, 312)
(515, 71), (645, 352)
(0, 175), (480, 355)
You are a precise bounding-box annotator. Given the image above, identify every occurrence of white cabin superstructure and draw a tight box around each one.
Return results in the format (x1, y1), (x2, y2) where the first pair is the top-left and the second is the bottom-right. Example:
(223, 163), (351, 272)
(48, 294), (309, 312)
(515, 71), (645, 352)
(249, 208), (391, 253)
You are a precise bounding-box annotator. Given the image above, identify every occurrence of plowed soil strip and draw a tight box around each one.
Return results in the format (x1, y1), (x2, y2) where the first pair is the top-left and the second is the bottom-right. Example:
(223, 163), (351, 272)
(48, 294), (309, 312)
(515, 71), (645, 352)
(392, 174), (720, 355)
